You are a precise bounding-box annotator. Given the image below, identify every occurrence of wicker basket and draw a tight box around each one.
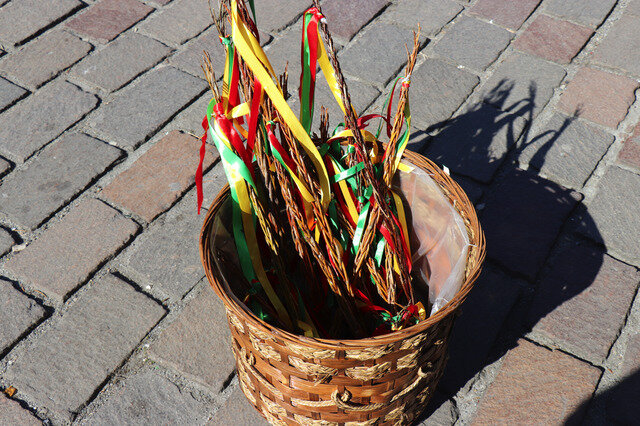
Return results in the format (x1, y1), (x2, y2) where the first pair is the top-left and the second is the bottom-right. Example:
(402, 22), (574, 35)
(200, 149), (485, 425)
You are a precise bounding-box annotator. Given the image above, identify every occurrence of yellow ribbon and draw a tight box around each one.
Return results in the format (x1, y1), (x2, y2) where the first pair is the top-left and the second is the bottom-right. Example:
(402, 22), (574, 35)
(231, 0), (332, 211)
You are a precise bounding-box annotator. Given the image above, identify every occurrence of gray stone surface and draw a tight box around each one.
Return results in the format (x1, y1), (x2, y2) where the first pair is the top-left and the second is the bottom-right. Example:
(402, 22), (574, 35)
(137, 0), (212, 46)
(2, 274), (165, 420)
(0, 157), (9, 176)
(578, 166), (640, 266)
(0, 77), (27, 112)
(408, 58), (479, 130)
(440, 267), (521, 393)
(263, 21), (305, 85)
(340, 23), (426, 87)
(253, 0), (312, 33)
(0, 281), (46, 353)
(0, 80), (98, 163)
(593, 14), (640, 77)
(89, 66), (206, 149)
(544, 0), (616, 28)
(418, 393), (457, 425)
(167, 28), (227, 79)
(433, 16), (513, 71)
(480, 51), (566, 118)
(427, 104), (527, 183)
(528, 240), (640, 364)
(4, 198), (139, 303)
(149, 286), (235, 390)
(162, 93), (213, 136)
(380, 0), (462, 35)
(82, 370), (211, 425)
(628, 0), (640, 16)
(71, 32), (171, 92)
(0, 394), (40, 425)
(118, 165), (226, 300)
(0, 0), (81, 46)
(312, 76), (380, 132)
(520, 114), (615, 189)
(208, 386), (268, 425)
(0, 133), (122, 230)
(321, 0), (389, 42)
(0, 30), (91, 89)
(481, 168), (582, 279)
(0, 227), (13, 255)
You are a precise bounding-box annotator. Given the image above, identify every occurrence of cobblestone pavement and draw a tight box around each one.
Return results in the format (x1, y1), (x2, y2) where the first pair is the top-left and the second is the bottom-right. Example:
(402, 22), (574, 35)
(0, 0), (639, 424)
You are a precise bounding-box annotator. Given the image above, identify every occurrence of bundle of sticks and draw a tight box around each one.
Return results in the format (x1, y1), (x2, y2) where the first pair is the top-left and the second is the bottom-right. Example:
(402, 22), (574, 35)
(196, 0), (424, 338)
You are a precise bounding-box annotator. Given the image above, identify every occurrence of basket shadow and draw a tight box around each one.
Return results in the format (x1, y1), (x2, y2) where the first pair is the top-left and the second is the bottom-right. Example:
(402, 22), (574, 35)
(412, 80), (605, 424)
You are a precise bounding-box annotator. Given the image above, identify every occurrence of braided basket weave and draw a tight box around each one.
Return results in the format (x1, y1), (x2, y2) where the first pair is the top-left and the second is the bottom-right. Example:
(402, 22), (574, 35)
(200, 149), (485, 425)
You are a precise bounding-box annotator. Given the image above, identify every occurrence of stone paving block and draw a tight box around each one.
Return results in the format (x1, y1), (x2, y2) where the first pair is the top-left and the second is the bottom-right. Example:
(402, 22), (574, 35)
(2, 274), (165, 420)
(0, 80), (98, 163)
(89, 66), (206, 149)
(481, 168), (581, 279)
(514, 14), (593, 64)
(473, 339), (601, 425)
(167, 28), (227, 79)
(0, 77), (27, 112)
(480, 51), (566, 118)
(451, 173), (484, 204)
(208, 386), (269, 425)
(101, 130), (216, 222)
(0, 133), (122, 230)
(149, 287), (235, 390)
(544, 0), (616, 28)
(137, 0), (211, 46)
(618, 126), (640, 173)
(4, 199), (139, 303)
(557, 67), (639, 129)
(417, 394), (456, 425)
(0, 0), (81, 46)
(380, 0), (462, 35)
(312, 77), (380, 132)
(320, 0), (389, 42)
(0, 30), (91, 90)
(118, 165), (226, 300)
(71, 33), (170, 92)
(628, 0), (640, 16)
(520, 114), (615, 189)
(0, 394), (40, 425)
(440, 267), (521, 393)
(528, 240), (640, 364)
(339, 23), (425, 87)
(426, 104), (527, 183)
(433, 16), (513, 71)
(263, 21), (304, 84)
(578, 166), (640, 266)
(0, 227), (13, 255)
(66, 0), (153, 43)
(253, 0), (312, 33)
(606, 333), (640, 424)
(408, 59), (479, 130)
(469, 0), (540, 30)
(162, 93), (212, 136)
(0, 281), (46, 353)
(82, 370), (211, 425)
(593, 14), (640, 77)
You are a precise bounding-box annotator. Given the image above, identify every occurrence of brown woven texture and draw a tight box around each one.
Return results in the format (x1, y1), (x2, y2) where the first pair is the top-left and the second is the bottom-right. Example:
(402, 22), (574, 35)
(200, 149), (485, 425)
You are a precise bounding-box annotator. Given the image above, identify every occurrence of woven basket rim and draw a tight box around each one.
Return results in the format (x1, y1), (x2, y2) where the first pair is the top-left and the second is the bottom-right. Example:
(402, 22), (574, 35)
(200, 149), (486, 349)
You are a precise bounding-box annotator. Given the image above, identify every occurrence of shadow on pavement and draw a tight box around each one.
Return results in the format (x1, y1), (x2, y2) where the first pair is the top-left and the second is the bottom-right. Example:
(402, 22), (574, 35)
(412, 80), (605, 424)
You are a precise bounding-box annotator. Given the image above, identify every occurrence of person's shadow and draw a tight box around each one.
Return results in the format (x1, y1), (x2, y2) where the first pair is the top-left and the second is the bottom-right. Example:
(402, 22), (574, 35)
(408, 79), (629, 424)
